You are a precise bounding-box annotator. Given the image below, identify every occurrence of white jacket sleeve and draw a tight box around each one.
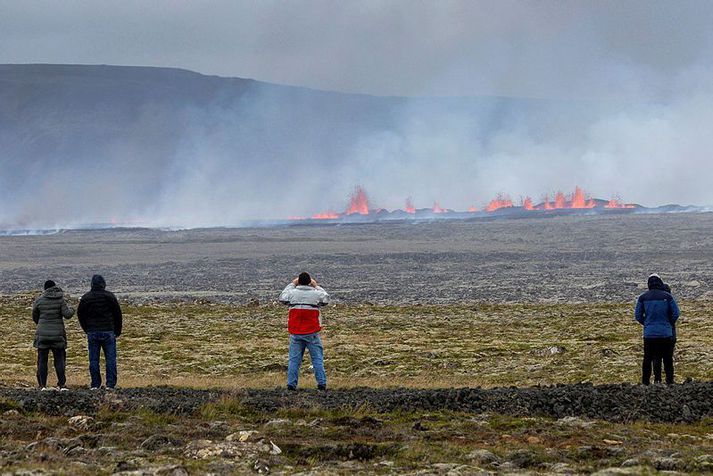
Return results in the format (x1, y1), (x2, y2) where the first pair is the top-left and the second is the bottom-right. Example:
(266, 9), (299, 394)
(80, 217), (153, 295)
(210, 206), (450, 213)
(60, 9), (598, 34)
(315, 286), (329, 306)
(279, 283), (295, 304)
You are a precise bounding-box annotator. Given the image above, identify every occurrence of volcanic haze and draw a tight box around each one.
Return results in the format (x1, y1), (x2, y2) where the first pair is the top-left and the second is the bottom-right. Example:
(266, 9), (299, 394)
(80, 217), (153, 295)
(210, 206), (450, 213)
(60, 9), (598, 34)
(0, 64), (711, 229)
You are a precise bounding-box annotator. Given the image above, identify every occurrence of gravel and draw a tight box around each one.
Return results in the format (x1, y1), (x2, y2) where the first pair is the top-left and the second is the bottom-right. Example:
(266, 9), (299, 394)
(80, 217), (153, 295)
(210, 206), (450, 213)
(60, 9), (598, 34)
(1, 213), (713, 304)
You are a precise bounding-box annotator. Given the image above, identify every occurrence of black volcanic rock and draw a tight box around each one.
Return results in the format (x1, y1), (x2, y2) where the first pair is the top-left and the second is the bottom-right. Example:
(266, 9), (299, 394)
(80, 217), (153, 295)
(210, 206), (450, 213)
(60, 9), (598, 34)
(0, 381), (710, 422)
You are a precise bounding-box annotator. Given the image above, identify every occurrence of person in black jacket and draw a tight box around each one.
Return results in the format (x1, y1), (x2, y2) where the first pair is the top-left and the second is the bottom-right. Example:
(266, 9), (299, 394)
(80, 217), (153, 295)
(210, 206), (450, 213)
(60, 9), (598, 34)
(77, 275), (122, 389)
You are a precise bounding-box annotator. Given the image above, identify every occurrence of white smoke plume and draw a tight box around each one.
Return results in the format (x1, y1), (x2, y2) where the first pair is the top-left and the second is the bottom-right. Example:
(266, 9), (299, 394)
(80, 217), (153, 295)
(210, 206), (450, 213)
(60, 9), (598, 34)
(1, 1), (712, 228)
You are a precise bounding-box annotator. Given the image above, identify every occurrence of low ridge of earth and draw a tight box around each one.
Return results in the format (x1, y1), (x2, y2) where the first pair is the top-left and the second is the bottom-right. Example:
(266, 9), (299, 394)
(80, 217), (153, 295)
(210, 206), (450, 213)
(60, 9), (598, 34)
(1, 213), (713, 304)
(2, 383), (712, 422)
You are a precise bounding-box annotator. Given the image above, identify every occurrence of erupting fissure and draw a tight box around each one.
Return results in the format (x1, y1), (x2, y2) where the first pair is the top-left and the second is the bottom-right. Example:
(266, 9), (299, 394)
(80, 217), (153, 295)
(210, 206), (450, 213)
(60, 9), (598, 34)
(405, 198), (415, 214)
(346, 186), (369, 215)
(294, 185), (637, 220)
(485, 194), (514, 212)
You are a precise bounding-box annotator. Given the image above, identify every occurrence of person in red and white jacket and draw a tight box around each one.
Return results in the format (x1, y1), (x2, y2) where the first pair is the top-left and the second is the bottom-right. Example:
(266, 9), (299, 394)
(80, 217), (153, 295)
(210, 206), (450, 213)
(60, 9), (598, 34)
(279, 272), (329, 390)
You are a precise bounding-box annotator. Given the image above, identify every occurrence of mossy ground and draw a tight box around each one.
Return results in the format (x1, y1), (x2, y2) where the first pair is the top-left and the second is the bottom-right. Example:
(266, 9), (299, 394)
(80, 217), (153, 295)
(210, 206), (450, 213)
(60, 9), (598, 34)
(1, 295), (711, 388)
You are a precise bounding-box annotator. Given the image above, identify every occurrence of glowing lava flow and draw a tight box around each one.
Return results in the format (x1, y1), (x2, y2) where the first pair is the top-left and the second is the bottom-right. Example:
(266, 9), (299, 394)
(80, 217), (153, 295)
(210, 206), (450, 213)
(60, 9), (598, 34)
(296, 185), (637, 220)
(311, 211), (340, 219)
(606, 198), (636, 209)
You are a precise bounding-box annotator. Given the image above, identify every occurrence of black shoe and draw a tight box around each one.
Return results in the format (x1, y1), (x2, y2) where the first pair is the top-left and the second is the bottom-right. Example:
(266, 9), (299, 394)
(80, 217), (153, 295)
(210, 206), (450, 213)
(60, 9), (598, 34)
(287, 385), (297, 391)
(317, 384), (327, 391)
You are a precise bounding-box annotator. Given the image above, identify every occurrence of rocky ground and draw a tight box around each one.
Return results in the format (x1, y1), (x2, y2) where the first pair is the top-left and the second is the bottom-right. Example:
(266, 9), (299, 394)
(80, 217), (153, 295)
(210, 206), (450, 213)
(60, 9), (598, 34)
(1, 384), (712, 475)
(1, 213), (712, 304)
(2, 382), (713, 423)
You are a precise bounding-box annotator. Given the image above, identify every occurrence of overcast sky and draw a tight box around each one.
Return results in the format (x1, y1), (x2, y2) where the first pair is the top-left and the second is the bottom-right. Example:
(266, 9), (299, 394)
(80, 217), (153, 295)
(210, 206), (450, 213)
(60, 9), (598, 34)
(1, 0), (713, 98)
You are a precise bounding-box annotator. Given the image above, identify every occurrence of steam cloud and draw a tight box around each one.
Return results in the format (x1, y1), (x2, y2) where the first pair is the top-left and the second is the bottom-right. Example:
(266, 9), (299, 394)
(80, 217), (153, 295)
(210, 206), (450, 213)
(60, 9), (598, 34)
(1, 1), (712, 228)
(1, 65), (712, 230)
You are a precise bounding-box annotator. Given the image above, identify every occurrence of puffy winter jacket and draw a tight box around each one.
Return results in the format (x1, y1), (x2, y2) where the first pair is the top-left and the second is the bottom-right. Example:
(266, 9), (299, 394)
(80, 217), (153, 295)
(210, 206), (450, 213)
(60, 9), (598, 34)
(279, 283), (329, 334)
(635, 287), (680, 338)
(32, 286), (74, 349)
(77, 276), (123, 336)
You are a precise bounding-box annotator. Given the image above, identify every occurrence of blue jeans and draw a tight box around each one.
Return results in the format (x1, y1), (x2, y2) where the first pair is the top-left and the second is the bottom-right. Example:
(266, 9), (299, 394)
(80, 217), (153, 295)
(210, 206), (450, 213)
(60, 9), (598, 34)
(87, 331), (117, 388)
(287, 332), (326, 388)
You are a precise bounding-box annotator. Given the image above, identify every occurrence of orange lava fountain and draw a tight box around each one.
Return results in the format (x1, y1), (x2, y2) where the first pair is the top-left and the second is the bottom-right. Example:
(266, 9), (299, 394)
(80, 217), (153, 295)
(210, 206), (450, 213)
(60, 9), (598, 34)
(486, 194), (514, 212)
(346, 186), (370, 215)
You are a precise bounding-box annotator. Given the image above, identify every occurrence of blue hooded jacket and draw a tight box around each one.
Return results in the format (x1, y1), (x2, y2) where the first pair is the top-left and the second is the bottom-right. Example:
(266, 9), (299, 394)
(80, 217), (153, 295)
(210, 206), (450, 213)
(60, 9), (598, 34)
(635, 275), (680, 338)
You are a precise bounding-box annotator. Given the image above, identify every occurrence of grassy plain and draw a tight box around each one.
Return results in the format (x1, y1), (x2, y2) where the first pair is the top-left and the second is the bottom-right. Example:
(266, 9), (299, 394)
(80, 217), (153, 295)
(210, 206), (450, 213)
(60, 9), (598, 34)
(1, 295), (711, 388)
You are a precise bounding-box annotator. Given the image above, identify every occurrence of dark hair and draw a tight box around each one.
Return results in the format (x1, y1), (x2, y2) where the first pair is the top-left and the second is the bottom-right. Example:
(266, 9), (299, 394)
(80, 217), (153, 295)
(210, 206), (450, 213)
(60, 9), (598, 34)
(298, 272), (311, 286)
(44, 280), (56, 290)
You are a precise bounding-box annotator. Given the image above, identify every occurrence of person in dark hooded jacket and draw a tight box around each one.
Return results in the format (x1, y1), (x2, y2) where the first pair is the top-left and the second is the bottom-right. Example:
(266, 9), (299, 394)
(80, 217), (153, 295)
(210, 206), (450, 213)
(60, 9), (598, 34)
(32, 280), (74, 390)
(77, 275), (122, 389)
(635, 274), (680, 385)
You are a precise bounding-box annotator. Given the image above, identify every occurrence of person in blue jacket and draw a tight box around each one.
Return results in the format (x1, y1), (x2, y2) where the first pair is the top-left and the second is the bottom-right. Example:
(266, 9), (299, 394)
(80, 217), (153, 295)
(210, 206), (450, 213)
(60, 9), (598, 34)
(635, 274), (680, 385)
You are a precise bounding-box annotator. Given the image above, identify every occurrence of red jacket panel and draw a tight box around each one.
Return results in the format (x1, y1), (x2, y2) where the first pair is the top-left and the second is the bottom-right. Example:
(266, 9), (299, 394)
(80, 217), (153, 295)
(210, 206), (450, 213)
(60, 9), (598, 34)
(288, 307), (322, 335)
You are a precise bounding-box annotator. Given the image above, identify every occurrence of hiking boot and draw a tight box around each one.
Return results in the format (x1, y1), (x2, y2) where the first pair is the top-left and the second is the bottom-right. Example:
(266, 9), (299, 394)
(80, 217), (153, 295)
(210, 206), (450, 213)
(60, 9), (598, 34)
(287, 385), (297, 391)
(317, 384), (327, 391)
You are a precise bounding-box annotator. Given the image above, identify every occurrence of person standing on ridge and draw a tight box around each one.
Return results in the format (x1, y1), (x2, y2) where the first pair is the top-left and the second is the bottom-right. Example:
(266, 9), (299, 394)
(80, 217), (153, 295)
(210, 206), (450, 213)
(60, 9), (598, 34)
(32, 280), (74, 391)
(279, 272), (329, 391)
(635, 273), (680, 385)
(77, 275), (122, 389)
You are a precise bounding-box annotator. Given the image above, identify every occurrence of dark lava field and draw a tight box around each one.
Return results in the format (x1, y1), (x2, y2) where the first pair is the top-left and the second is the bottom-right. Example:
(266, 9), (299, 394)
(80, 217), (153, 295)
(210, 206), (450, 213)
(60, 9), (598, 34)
(1, 213), (712, 304)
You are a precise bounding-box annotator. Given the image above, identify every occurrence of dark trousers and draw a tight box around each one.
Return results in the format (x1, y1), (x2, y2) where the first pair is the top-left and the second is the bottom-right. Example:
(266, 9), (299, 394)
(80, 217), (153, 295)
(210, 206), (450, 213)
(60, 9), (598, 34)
(87, 331), (117, 388)
(653, 337), (676, 383)
(642, 337), (674, 385)
(37, 348), (66, 388)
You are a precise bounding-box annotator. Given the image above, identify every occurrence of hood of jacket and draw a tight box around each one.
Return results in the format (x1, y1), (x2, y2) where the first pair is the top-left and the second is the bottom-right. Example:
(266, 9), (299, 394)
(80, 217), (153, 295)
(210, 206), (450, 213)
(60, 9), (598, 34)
(648, 274), (665, 291)
(42, 285), (65, 300)
(91, 274), (106, 290)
